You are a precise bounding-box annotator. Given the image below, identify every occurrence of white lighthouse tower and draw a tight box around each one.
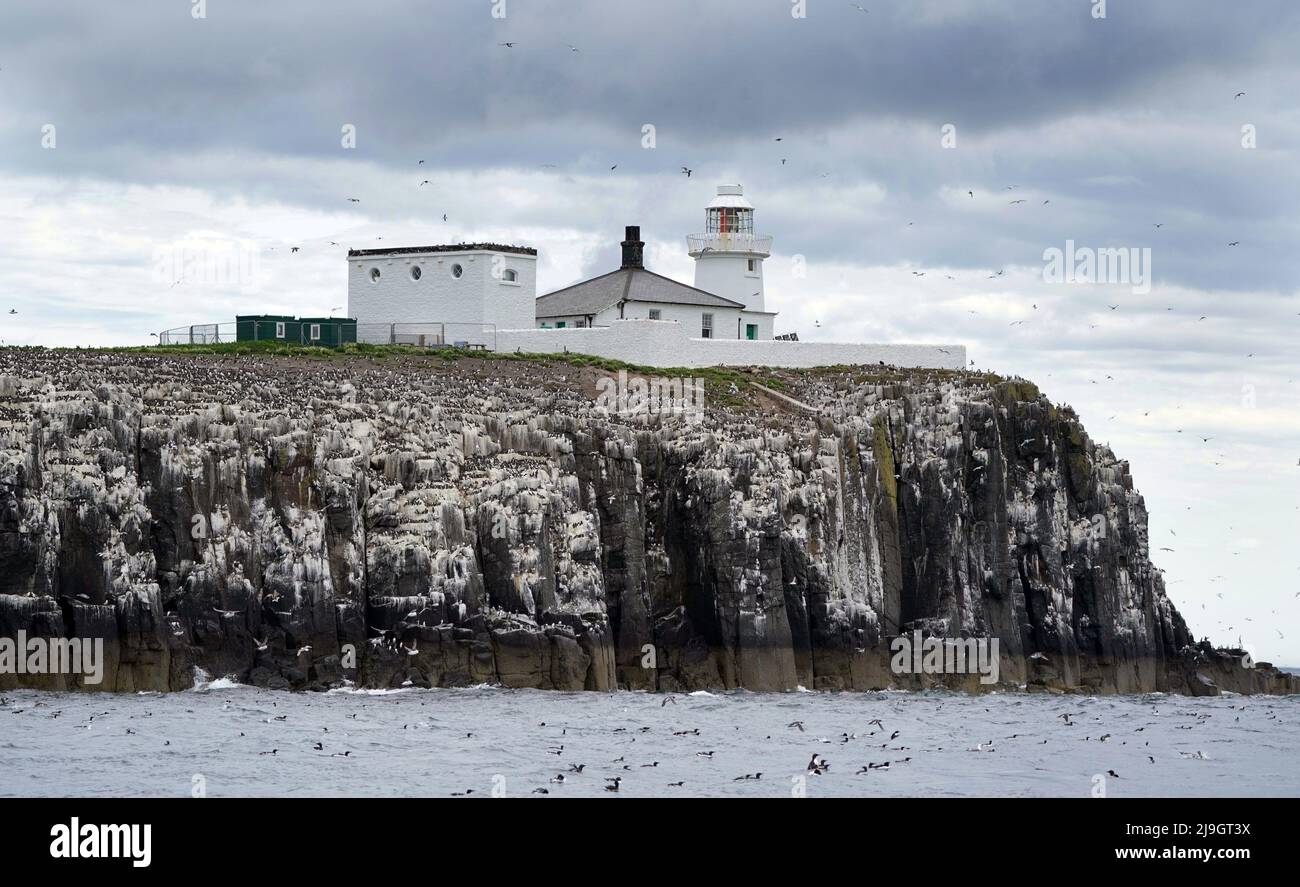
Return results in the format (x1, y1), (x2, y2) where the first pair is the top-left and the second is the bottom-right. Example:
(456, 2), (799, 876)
(687, 184), (772, 313)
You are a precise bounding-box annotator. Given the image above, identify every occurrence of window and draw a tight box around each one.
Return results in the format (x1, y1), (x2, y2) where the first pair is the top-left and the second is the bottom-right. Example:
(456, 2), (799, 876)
(369, 267), (381, 282)
(275, 322), (285, 339)
(648, 309), (661, 320)
(556, 321), (566, 329)
(747, 259), (756, 272)
(410, 265), (422, 281)
(451, 263), (464, 278)
(746, 324), (757, 340)
(701, 313), (713, 338)
(576, 320), (587, 328)
(706, 206), (754, 234)
(501, 269), (517, 282)
(310, 324), (321, 341)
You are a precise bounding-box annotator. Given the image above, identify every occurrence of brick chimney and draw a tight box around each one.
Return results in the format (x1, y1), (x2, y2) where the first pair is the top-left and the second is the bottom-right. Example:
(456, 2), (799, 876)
(620, 225), (644, 269)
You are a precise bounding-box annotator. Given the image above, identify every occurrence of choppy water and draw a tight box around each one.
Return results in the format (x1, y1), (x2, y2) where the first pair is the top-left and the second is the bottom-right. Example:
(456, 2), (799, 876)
(1, 682), (1296, 797)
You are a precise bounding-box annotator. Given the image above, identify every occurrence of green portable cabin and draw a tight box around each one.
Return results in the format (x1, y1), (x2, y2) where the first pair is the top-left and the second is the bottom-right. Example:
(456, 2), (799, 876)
(297, 317), (357, 347)
(235, 315), (356, 346)
(236, 315), (300, 342)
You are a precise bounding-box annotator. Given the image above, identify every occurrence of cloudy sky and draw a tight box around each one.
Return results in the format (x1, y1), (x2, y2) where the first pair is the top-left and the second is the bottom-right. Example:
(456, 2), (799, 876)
(2, 0), (1297, 662)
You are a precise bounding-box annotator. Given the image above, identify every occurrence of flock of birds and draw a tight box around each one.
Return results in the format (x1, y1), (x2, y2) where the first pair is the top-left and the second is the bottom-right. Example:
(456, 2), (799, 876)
(3, 690), (1294, 797)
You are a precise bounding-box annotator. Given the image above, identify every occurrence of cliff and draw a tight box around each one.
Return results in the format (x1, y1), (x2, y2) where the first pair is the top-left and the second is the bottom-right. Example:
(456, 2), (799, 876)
(0, 345), (1292, 695)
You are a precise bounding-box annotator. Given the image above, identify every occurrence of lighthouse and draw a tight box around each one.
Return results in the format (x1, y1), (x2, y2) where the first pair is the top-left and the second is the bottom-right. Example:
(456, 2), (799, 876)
(687, 184), (772, 313)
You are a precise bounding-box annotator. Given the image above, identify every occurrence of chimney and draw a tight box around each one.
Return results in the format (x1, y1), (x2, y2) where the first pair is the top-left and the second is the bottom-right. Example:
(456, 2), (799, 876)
(620, 225), (644, 269)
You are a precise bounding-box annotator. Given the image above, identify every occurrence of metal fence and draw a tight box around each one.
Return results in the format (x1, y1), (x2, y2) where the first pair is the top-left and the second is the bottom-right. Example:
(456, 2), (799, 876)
(356, 323), (497, 351)
(156, 321), (497, 351)
(157, 323), (236, 345)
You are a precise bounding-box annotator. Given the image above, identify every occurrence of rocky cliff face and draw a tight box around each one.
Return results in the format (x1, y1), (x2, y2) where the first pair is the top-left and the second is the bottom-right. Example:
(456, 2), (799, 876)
(0, 347), (1291, 695)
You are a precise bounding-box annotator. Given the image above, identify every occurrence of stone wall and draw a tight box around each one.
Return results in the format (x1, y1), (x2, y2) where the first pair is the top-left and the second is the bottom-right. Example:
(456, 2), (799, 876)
(500, 318), (966, 369)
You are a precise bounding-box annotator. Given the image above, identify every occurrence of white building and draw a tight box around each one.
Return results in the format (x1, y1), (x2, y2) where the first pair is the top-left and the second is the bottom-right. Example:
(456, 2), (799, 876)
(534, 226), (776, 340)
(340, 184), (967, 371)
(688, 183), (771, 315)
(347, 243), (537, 346)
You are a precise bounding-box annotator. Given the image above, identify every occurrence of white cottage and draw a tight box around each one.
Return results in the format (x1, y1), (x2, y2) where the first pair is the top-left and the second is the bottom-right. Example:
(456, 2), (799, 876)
(534, 223), (778, 341)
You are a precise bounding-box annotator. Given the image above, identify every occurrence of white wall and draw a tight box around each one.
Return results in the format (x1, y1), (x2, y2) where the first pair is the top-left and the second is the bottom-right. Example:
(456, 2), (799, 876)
(500, 319), (965, 370)
(541, 303), (777, 340)
(348, 249), (537, 334)
(693, 253), (766, 313)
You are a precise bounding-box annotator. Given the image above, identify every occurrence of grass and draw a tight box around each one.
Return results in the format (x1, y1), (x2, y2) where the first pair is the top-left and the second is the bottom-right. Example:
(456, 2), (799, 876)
(56, 341), (1015, 413)
(110, 340), (431, 359)
(77, 340), (766, 408)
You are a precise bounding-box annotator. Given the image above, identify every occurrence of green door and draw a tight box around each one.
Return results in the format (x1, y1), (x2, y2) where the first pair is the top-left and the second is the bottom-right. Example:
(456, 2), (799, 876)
(746, 324), (757, 340)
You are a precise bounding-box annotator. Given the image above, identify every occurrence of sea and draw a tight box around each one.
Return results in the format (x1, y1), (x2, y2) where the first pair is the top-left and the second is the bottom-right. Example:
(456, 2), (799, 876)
(1, 680), (1297, 798)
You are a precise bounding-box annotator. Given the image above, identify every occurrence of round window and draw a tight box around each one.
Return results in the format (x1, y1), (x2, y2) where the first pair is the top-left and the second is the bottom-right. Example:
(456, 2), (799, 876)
(451, 263), (464, 278)
(369, 267), (381, 282)
(411, 265), (422, 281)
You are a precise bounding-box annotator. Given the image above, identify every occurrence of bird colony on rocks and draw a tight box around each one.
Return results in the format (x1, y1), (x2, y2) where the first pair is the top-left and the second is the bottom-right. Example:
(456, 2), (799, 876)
(0, 347), (1290, 696)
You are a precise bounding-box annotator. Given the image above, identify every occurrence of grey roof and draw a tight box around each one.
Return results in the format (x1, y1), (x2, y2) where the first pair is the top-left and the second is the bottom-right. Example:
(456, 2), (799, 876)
(348, 243), (536, 258)
(535, 267), (745, 318)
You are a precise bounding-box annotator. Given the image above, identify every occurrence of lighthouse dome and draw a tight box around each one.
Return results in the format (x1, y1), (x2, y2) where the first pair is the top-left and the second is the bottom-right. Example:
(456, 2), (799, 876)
(707, 184), (754, 210)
